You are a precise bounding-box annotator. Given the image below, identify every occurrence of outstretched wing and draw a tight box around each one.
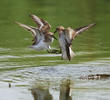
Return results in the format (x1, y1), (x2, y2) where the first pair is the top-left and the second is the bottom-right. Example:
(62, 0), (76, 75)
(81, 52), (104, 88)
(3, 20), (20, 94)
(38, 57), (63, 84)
(29, 14), (44, 30)
(15, 21), (43, 45)
(15, 21), (37, 37)
(74, 23), (96, 35)
(29, 14), (51, 32)
(65, 23), (96, 43)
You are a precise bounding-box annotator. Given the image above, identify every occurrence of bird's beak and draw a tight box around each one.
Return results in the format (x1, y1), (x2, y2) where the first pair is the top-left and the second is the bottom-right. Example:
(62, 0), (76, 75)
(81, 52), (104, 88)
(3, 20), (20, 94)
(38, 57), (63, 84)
(52, 35), (57, 40)
(54, 29), (57, 33)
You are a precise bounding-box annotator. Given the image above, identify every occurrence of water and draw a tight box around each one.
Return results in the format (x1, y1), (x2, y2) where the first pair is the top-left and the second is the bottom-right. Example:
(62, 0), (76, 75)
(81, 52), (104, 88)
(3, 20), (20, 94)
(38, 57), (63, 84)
(0, 0), (110, 100)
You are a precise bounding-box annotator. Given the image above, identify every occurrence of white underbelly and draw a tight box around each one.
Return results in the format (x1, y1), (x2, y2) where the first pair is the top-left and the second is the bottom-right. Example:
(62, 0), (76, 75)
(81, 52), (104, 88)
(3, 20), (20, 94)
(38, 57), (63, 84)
(31, 41), (50, 51)
(59, 36), (66, 50)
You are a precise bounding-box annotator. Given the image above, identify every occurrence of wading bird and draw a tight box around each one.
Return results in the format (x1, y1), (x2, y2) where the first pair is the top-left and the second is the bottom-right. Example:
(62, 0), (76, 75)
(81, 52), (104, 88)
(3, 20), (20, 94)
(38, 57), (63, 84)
(54, 23), (96, 60)
(15, 14), (57, 52)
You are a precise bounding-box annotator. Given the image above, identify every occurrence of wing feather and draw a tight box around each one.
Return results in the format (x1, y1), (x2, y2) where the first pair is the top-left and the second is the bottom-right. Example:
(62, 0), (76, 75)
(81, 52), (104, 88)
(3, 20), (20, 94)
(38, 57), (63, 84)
(15, 21), (42, 45)
(29, 14), (44, 30)
(15, 21), (37, 37)
(29, 14), (51, 32)
(74, 23), (96, 35)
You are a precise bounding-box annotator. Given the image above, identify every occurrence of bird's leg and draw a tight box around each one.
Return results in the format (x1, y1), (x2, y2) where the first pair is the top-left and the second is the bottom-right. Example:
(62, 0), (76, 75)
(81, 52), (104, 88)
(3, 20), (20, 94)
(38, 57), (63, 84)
(47, 50), (51, 53)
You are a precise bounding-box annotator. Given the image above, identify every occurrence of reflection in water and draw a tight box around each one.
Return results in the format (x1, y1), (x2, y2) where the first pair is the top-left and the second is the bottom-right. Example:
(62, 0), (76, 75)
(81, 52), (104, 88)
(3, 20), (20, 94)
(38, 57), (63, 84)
(31, 79), (72, 100)
(31, 87), (53, 100)
(59, 79), (72, 100)
(8, 83), (11, 88)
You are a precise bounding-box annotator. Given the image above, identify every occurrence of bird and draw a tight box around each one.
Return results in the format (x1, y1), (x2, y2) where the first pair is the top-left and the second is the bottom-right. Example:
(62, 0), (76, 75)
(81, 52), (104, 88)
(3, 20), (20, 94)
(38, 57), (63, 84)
(54, 23), (96, 60)
(15, 14), (57, 51)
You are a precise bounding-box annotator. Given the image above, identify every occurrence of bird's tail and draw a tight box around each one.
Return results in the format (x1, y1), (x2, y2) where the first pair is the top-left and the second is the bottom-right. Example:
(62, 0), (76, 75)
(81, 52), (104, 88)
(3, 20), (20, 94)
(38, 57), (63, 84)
(69, 47), (75, 58)
(62, 47), (75, 60)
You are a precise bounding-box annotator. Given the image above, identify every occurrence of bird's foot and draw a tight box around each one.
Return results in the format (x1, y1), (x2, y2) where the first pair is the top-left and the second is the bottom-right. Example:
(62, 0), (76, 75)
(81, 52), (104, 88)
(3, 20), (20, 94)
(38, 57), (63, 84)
(47, 49), (61, 54)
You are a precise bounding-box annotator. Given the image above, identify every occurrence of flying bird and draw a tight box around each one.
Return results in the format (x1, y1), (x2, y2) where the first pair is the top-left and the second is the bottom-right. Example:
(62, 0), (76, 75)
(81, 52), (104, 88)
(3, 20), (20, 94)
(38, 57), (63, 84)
(15, 14), (56, 51)
(54, 23), (96, 60)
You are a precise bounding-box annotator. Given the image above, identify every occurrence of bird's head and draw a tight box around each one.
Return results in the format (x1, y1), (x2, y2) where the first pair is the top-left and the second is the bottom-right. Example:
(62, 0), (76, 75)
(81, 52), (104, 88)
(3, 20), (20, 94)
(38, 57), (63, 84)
(54, 26), (65, 33)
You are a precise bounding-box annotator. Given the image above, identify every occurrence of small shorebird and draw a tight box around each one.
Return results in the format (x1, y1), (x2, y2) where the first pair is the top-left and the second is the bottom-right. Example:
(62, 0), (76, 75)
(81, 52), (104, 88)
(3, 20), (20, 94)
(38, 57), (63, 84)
(54, 23), (96, 60)
(15, 14), (56, 51)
